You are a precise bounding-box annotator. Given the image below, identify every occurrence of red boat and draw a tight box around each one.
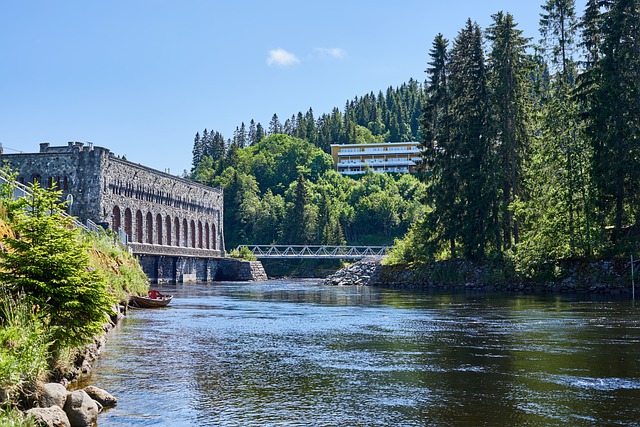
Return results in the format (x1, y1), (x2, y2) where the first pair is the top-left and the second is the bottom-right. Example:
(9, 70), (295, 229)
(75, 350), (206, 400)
(129, 290), (173, 308)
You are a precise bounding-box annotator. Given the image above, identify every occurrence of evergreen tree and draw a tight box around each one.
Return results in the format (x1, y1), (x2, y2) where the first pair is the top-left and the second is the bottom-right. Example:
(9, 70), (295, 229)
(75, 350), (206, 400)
(284, 174), (314, 244)
(449, 20), (493, 258)
(192, 131), (203, 171)
(487, 11), (532, 250)
(256, 123), (266, 143)
(269, 114), (283, 134)
(419, 33), (457, 256)
(248, 119), (257, 146)
(584, 0), (640, 240)
(0, 183), (115, 354)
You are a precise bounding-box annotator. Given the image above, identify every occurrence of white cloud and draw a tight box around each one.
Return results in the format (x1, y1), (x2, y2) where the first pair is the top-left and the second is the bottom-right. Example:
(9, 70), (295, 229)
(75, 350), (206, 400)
(315, 47), (346, 59)
(267, 48), (300, 66)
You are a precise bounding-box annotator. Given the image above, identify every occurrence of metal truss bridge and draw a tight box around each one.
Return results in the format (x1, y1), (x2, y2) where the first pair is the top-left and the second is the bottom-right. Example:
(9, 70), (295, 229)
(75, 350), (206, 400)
(236, 245), (391, 260)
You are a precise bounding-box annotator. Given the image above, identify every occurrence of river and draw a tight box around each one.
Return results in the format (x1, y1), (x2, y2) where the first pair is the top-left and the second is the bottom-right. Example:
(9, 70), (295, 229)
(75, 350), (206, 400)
(89, 280), (640, 426)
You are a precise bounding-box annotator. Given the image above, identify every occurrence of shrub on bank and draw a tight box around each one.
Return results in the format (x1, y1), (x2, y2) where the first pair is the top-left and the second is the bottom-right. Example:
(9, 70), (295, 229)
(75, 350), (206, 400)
(0, 177), (149, 422)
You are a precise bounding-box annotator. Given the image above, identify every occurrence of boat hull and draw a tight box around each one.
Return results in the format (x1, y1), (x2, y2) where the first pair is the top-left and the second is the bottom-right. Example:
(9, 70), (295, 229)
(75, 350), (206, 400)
(129, 295), (173, 308)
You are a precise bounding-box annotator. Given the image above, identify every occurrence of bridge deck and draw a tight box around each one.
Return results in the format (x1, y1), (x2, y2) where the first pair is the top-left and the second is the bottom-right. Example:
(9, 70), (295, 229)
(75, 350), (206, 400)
(237, 245), (390, 259)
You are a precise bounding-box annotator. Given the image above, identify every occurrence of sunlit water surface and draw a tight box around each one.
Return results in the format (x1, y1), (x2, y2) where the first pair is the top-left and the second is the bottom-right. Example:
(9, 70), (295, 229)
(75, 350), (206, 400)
(89, 280), (640, 426)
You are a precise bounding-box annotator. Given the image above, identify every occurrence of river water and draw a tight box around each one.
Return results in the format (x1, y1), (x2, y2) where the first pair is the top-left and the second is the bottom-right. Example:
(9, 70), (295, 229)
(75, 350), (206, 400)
(90, 280), (640, 426)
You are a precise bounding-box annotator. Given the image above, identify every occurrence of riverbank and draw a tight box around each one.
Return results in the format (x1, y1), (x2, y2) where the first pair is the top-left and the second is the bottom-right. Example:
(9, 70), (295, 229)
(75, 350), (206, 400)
(324, 257), (634, 294)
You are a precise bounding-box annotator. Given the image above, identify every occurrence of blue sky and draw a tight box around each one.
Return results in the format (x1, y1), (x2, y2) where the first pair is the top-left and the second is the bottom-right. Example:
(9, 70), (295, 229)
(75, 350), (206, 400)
(1, 0), (586, 174)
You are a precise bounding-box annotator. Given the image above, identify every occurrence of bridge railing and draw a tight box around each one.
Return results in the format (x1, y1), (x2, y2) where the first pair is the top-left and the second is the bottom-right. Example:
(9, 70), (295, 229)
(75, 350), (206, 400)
(0, 168), (89, 232)
(236, 244), (391, 259)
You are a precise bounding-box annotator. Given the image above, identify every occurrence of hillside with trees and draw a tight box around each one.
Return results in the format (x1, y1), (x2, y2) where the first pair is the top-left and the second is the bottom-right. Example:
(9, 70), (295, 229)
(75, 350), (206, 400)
(392, 0), (640, 277)
(191, 0), (640, 278)
(192, 134), (427, 249)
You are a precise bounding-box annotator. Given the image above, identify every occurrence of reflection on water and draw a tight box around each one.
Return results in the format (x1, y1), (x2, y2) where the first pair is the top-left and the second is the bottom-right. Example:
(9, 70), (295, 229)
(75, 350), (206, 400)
(91, 280), (640, 426)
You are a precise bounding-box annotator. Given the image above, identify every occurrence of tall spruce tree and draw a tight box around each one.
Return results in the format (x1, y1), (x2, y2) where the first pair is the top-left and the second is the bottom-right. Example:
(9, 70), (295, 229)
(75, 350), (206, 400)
(419, 33), (458, 257)
(449, 20), (493, 258)
(584, 0), (640, 240)
(487, 11), (532, 250)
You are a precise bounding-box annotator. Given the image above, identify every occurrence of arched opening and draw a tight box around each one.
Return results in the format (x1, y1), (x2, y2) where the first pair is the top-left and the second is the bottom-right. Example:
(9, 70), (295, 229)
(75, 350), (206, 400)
(112, 206), (121, 231)
(156, 214), (163, 245)
(31, 174), (41, 184)
(182, 219), (188, 247)
(136, 211), (143, 243)
(146, 212), (153, 244)
(211, 223), (216, 250)
(190, 220), (196, 248)
(174, 217), (180, 247)
(205, 222), (210, 249)
(124, 208), (133, 241)
(166, 216), (172, 246)
(198, 221), (203, 249)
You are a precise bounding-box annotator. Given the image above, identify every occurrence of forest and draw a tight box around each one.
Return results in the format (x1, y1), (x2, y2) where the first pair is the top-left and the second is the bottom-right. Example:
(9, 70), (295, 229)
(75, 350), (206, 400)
(190, 0), (640, 276)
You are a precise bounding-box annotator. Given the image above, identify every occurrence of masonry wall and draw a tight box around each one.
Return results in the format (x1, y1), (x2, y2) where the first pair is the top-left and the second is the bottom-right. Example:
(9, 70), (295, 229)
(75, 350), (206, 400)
(0, 142), (225, 255)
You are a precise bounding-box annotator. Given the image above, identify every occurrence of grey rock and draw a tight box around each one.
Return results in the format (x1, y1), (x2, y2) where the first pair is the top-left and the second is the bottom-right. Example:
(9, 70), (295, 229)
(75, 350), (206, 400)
(83, 385), (117, 408)
(26, 406), (71, 427)
(39, 383), (68, 409)
(63, 390), (99, 427)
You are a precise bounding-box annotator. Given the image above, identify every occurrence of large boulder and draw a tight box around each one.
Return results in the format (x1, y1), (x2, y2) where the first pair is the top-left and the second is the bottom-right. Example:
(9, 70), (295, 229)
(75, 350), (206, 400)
(26, 406), (71, 427)
(83, 385), (117, 408)
(63, 390), (99, 427)
(39, 383), (68, 409)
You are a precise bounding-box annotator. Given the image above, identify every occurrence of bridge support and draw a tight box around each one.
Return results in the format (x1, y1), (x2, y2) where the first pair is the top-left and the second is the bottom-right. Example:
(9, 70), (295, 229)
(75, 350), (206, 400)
(136, 254), (267, 284)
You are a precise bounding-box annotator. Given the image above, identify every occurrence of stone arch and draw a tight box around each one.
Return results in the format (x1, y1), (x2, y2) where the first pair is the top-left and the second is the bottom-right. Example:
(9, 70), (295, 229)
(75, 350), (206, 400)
(146, 212), (153, 244)
(190, 220), (196, 248)
(198, 221), (203, 249)
(112, 206), (121, 231)
(174, 217), (180, 247)
(156, 214), (163, 245)
(135, 210), (143, 243)
(124, 208), (133, 241)
(165, 215), (172, 246)
(205, 222), (210, 249)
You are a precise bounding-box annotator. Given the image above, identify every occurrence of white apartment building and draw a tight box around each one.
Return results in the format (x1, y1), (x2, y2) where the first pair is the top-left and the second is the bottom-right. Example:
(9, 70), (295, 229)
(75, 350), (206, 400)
(330, 142), (420, 175)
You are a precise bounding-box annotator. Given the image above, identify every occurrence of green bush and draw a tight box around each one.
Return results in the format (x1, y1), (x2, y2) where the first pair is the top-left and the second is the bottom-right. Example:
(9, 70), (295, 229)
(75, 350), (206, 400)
(229, 246), (257, 261)
(0, 183), (116, 356)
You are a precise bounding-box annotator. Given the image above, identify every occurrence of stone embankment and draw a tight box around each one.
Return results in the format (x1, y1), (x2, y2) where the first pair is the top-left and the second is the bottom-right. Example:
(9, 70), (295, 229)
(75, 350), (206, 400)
(23, 304), (125, 427)
(323, 258), (383, 286)
(27, 383), (117, 427)
(325, 258), (634, 295)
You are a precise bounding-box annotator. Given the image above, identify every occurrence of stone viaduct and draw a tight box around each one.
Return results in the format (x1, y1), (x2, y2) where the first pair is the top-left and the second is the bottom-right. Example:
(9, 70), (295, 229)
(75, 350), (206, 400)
(0, 142), (266, 283)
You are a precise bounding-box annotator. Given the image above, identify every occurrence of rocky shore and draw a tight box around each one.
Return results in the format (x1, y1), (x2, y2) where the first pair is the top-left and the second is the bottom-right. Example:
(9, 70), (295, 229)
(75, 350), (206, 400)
(324, 257), (634, 295)
(20, 303), (126, 427)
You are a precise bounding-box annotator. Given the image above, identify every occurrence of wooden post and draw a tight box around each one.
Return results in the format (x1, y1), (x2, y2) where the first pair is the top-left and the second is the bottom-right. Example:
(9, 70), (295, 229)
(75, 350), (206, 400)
(632, 254), (635, 301)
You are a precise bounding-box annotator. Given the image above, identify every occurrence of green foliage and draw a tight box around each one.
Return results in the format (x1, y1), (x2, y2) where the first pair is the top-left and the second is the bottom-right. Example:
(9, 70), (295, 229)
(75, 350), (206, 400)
(0, 183), (116, 354)
(84, 229), (149, 302)
(0, 292), (49, 407)
(228, 246), (257, 261)
(194, 134), (427, 249)
(0, 408), (36, 427)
